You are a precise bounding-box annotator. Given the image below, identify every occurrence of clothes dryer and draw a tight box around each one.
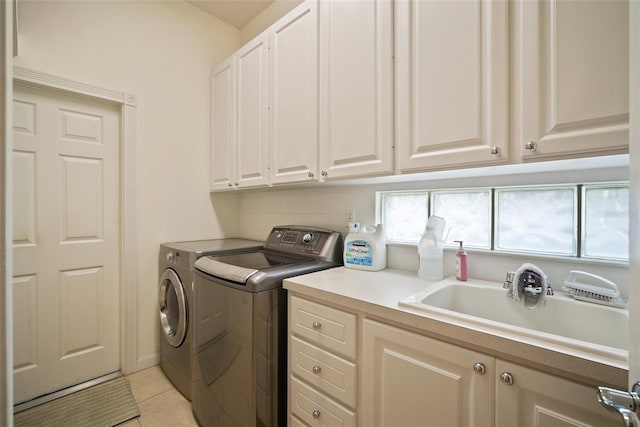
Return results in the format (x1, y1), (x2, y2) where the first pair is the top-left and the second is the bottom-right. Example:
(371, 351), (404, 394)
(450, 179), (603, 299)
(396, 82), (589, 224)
(159, 239), (262, 400)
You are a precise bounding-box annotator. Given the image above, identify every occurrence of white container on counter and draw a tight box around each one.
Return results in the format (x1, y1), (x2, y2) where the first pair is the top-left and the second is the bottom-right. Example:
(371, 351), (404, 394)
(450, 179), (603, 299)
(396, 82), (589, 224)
(343, 223), (386, 271)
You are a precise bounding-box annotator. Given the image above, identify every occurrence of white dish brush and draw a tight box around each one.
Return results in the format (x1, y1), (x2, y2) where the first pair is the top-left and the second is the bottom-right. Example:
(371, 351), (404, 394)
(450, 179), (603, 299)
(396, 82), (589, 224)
(561, 270), (626, 308)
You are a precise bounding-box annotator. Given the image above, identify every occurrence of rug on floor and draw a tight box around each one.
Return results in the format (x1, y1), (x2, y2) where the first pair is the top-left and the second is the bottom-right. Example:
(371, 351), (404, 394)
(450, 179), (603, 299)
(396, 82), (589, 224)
(14, 376), (140, 427)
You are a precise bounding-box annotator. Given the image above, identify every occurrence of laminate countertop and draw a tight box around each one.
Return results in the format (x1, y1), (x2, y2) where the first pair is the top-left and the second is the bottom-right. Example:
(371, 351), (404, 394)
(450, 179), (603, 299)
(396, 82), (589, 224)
(284, 267), (628, 389)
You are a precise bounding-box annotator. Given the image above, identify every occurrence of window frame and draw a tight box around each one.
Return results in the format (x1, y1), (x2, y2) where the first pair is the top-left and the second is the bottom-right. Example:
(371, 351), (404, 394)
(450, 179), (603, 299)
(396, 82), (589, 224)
(376, 181), (629, 262)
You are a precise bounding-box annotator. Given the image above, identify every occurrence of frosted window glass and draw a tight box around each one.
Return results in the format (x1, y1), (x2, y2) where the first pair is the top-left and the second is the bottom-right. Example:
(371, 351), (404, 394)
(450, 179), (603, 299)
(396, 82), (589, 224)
(432, 191), (491, 248)
(496, 188), (576, 255)
(381, 192), (428, 242)
(583, 186), (628, 260)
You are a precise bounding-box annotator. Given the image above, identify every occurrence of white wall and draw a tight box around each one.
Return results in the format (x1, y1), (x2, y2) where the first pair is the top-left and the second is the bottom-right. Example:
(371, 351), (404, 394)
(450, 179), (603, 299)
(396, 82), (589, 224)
(232, 159), (630, 297)
(13, 0), (241, 367)
(240, 0), (303, 44)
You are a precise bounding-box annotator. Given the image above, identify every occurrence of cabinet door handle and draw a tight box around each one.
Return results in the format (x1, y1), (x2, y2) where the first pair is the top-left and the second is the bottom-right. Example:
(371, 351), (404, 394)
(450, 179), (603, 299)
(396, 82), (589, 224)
(308, 171), (315, 178)
(312, 321), (322, 330)
(321, 170), (328, 177)
(500, 372), (515, 385)
(473, 362), (486, 375)
(490, 147), (501, 157)
(312, 365), (322, 375)
(312, 409), (321, 419)
(524, 141), (537, 152)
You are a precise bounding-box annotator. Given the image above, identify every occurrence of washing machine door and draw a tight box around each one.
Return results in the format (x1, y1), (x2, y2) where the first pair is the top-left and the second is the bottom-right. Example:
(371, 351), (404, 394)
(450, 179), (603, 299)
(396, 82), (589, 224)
(159, 268), (187, 347)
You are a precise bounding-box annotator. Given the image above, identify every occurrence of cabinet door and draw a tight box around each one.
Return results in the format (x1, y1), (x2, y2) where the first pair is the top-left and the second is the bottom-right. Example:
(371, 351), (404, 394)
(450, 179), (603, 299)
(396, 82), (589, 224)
(210, 56), (236, 191)
(318, 0), (393, 180)
(495, 360), (620, 427)
(513, 0), (629, 160)
(362, 319), (494, 427)
(236, 34), (269, 188)
(395, 0), (508, 172)
(269, 0), (319, 184)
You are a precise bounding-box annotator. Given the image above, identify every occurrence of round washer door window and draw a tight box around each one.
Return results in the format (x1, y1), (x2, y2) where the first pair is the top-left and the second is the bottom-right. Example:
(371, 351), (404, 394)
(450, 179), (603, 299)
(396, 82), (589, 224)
(159, 268), (187, 347)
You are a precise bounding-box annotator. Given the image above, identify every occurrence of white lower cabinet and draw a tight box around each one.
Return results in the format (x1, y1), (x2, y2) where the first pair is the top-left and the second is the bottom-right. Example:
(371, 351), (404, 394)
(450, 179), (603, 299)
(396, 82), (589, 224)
(289, 296), (358, 426)
(289, 296), (621, 427)
(495, 360), (619, 427)
(361, 319), (495, 426)
(362, 319), (620, 427)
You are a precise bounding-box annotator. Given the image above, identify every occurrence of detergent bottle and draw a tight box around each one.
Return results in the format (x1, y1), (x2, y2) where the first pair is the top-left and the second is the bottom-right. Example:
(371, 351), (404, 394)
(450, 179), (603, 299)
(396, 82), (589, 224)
(343, 223), (387, 271)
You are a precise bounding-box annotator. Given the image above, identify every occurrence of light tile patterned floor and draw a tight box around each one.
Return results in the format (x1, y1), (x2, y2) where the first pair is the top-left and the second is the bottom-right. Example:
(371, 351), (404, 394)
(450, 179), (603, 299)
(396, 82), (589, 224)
(121, 366), (198, 427)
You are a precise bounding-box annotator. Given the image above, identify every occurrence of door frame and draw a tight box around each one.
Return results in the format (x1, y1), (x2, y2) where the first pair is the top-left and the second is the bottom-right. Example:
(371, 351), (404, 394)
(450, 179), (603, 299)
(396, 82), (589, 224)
(11, 67), (139, 376)
(1, 0), (14, 423)
(628, 0), (640, 387)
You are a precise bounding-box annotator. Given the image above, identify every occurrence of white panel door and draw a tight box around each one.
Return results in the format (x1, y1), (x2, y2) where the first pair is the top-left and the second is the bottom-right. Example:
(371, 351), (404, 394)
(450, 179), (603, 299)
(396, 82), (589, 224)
(210, 56), (236, 191)
(236, 33), (269, 188)
(514, 0), (629, 160)
(395, 0), (508, 172)
(269, 0), (319, 184)
(12, 84), (121, 403)
(318, 0), (393, 180)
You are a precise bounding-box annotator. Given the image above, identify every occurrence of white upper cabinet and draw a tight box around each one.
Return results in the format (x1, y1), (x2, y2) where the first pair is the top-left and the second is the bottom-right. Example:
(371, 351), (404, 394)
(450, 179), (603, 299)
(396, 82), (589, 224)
(269, 1), (319, 185)
(318, 0), (393, 180)
(395, 0), (508, 172)
(513, 0), (629, 160)
(210, 56), (236, 191)
(236, 33), (269, 188)
(210, 34), (269, 191)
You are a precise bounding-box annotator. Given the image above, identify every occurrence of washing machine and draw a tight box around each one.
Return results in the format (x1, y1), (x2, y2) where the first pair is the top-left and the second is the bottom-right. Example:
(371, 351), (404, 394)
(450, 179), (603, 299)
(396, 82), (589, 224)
(159, 239), (262, 400)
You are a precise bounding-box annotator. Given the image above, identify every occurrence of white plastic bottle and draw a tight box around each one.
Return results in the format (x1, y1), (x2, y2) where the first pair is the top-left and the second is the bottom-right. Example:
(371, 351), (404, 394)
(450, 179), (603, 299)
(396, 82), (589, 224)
(343, 224), (387, 271)
(417, 216), (446, 280)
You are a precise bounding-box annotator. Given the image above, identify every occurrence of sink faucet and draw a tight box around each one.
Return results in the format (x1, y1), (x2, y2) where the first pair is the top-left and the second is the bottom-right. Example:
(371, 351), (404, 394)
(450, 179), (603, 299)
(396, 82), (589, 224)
(504, 270), (553, 295)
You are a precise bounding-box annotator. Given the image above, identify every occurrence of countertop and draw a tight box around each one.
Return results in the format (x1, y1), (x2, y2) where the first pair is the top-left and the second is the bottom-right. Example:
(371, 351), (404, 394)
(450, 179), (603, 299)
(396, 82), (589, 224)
(283, 267), (628, 389)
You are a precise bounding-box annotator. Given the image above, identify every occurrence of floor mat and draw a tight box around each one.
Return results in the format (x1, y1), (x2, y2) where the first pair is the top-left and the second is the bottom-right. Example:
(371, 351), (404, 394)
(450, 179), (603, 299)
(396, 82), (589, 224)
(14, 377), (140, 427)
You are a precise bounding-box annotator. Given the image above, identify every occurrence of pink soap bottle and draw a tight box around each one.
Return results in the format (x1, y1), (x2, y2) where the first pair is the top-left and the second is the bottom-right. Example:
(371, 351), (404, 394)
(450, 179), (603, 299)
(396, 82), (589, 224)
(454, 240), (468, 281)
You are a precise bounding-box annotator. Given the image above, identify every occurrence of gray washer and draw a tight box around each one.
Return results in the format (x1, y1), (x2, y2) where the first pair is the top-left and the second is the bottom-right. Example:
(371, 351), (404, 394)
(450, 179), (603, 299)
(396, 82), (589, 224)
(158, 239), (262, 400)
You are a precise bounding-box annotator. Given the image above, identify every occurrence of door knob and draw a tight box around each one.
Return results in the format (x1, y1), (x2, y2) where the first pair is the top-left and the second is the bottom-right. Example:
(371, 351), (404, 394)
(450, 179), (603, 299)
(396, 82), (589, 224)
(473, 362), (486, 375)
(597, 382), (640, 427)
(524, 141), (537, 152)
(500, 372), (514, 386)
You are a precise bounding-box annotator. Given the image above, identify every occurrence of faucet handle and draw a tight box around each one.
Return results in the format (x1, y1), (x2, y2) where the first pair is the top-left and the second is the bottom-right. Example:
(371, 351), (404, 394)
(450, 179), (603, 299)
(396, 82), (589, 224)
(503, 271), (516, 289)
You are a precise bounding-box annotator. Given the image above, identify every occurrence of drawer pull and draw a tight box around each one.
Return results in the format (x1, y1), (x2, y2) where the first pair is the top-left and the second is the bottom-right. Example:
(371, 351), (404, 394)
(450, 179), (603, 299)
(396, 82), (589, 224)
(312, 321), (322, 330)
(312, 409), (321, 419)
(312, 365), (322, 375)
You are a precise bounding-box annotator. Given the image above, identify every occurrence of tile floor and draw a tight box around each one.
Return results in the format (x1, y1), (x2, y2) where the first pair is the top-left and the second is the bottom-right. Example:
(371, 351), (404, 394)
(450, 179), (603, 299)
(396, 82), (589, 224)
(121, 366), (198, 427)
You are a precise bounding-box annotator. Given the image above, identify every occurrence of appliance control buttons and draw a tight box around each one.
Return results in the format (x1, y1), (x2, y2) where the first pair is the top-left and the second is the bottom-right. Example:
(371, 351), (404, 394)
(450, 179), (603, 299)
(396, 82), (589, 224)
(302, 233), (314, 243)
(166, 251), (174, 263)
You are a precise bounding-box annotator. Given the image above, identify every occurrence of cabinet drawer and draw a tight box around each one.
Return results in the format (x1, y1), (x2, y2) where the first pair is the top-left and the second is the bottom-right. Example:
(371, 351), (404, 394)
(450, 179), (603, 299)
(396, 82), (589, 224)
(290, 296), (357, 359)
(291, 336), (357, 407)
(290, 376), (356, 427)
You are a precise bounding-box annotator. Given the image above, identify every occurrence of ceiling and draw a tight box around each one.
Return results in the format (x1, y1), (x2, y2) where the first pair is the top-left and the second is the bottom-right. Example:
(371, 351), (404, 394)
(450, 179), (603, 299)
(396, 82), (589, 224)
(187, 0), (275, 29)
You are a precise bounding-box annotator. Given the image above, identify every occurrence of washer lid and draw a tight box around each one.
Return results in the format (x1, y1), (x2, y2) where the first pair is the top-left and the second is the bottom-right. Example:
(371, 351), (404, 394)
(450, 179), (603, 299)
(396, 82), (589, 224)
(194, 251), (309, 284)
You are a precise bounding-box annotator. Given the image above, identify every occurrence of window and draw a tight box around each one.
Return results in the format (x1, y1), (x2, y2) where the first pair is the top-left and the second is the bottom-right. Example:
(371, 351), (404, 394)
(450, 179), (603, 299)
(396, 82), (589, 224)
(379, 192), (428, 243)
(432, 190), (491, 248)
(377, 182), (628, 261)
(582, 184), (628, 260)
(495, 187), (576, 255)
